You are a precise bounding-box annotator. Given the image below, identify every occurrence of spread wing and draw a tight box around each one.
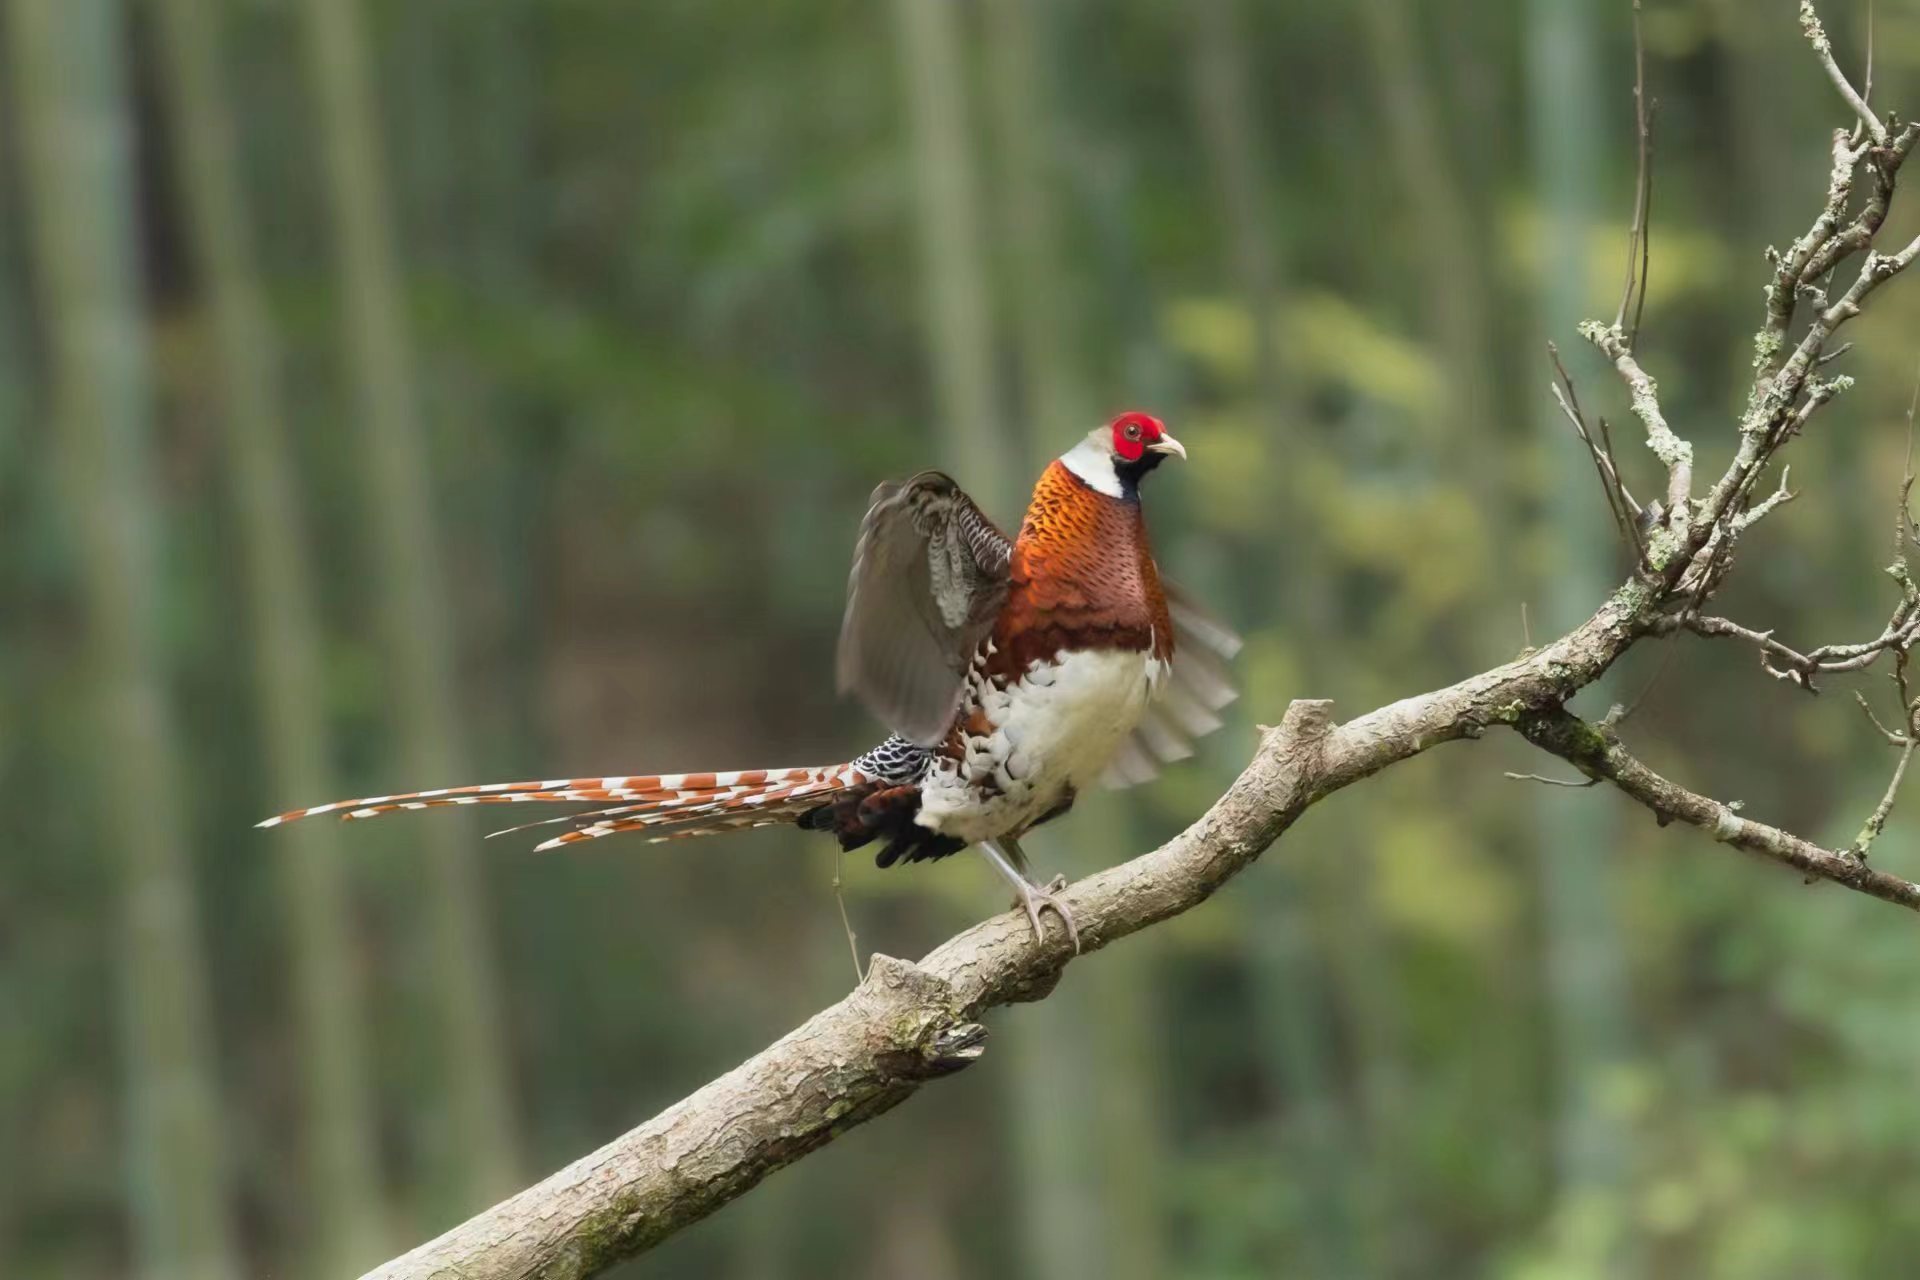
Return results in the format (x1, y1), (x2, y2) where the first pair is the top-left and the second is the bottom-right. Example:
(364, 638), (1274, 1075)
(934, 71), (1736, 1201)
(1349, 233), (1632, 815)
(1103, 583), (1243, 789)
(836, 471), (1013, 746)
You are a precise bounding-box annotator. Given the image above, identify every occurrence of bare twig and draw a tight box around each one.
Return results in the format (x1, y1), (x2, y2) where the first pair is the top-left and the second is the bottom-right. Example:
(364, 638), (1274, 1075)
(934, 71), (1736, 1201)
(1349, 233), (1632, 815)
(1715, 359), (1920, 693)
(1505, 771), (1599, 788)
(1517, 708), (1920, 908)
(1852, 370), (1920, 854)
(1552, 389), (1640, 561)
(1593, 413), (1631, 506)
(1853, 646), (1920, 854)
(1856, 738), (1914, 855)
(1579, 321), (1693, 531)
(1795, 126), (1914, 288)
(1703, 133), (1920, 568)
(1615, 0), (1654, 347)
(1864, 0), (1876, 118)
(1778, 375), (1853, 445)
(1898, 351), (1920, 554)
(1754, 132), (1861, 402)
(1548, 342), (1645, 564)
(1734, 466), (1796, 532)
(1668, 612), (1920, 691)
(1801, 0), (1887, 145)
(1853, 690), (1906, 746)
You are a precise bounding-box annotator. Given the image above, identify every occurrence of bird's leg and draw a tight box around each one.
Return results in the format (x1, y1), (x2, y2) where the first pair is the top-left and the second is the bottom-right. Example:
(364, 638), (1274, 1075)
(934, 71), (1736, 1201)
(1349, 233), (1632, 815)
(980, 838), (1080, 953)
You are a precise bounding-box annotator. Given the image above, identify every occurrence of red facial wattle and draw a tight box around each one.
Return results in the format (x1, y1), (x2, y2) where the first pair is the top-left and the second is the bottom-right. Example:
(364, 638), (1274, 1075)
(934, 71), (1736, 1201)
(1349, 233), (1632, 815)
(1109, 411), (1164, 462)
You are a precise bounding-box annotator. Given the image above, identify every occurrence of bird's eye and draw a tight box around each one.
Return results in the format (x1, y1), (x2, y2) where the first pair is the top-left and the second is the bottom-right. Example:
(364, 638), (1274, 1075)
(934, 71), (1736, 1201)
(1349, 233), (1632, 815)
(1123, 422), (1143, 442)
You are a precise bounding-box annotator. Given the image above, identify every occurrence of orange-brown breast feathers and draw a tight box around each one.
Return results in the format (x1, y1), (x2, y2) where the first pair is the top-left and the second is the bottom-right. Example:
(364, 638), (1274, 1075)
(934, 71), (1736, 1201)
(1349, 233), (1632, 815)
(989, 461), (1173, 676)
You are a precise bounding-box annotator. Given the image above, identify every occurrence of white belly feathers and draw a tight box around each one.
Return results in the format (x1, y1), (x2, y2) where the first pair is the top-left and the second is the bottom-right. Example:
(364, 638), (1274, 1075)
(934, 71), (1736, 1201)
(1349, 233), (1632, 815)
(917, 646), (1165, 844)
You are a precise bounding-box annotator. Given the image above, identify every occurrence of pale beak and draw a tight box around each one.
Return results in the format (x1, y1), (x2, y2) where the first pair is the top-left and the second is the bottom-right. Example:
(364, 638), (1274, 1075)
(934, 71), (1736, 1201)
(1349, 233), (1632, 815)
(1148, 434), (1188, 461)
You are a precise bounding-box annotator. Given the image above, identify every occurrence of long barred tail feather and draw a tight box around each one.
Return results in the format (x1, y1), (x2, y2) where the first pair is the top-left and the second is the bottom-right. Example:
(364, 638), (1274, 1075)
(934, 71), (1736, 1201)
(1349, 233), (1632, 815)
(527, 775), (856, 850)
(484, 781), (808, 842)
(483, 802), (656, 840)
(256, 763), (871, 850)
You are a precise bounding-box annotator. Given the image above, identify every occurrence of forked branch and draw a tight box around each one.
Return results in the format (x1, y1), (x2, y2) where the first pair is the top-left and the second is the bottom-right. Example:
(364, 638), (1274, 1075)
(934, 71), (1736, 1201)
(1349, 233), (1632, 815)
(1519, 707), (1920, 909)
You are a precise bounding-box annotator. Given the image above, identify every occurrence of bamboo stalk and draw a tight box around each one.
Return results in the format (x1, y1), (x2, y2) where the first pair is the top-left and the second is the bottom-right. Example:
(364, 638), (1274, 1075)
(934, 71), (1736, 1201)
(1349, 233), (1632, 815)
(297, 0), (521, 1206)
(1525, 0), (1639, 1262)
(5, 3), (241, 1275)
(147, 0), (388, 1270)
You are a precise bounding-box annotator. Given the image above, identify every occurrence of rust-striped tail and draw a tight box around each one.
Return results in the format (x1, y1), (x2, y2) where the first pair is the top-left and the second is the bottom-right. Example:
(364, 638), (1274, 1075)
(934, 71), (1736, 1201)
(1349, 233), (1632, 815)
(255, 763), (871, 851)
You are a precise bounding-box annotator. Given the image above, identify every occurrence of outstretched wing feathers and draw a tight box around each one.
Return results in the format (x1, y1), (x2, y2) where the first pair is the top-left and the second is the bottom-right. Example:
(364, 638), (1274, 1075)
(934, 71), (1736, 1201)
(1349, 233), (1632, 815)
(1101, 584), (1243, 790)
(836, 472), (1013, 746)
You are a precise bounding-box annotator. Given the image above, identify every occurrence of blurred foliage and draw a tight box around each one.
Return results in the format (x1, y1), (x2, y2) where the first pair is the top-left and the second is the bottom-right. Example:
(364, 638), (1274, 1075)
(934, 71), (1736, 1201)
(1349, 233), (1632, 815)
(5, 1), (1920, 1277)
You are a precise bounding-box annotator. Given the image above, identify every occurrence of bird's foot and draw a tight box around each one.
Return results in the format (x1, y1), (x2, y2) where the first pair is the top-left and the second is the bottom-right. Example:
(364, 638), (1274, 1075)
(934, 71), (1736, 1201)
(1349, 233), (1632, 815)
(1012, 876), (1080, 953)
(980, 839), (1080, 953)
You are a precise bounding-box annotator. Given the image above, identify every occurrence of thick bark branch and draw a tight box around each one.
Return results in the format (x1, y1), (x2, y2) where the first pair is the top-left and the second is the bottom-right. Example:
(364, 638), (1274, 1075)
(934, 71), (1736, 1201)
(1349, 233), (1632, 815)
(363, 598), (1649, 1279)
(362, 546), (1920, 1280)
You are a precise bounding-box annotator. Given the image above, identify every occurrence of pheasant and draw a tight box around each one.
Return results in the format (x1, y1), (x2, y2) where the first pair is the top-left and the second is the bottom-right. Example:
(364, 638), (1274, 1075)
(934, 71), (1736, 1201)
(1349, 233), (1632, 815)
(258, 412), (1239, 949)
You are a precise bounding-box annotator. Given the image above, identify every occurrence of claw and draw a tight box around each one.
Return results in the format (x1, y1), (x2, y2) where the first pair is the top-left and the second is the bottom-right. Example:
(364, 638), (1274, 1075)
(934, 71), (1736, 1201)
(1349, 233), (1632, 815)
(980, 838), (1081, 953)
(1012, 878), (1080, 953)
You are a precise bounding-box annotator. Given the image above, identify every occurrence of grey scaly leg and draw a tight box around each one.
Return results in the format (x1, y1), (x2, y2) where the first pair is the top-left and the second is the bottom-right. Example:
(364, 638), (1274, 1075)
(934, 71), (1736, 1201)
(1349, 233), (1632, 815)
(980, 837), (1080, 952)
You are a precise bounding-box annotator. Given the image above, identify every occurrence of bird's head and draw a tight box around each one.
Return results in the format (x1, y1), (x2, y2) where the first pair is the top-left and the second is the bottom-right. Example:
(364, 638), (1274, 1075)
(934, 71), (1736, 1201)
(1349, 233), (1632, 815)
(1060, 411), (1186, 499)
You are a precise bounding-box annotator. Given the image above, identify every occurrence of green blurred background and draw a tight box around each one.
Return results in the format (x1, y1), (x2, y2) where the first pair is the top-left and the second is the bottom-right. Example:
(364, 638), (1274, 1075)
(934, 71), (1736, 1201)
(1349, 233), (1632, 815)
(6, 1), (1920, 1276)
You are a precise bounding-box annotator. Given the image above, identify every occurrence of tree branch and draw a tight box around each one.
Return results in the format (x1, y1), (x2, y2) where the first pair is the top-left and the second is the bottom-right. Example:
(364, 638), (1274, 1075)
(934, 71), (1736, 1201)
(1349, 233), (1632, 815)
(1580, 320), (1694, 523)
(1517, 706), (1920, 911)
(1613, 0), (1654, 346)
(1666, 581), (1920, 691)
(366, 581), (1920, 1279)
(363, 596), (1656, 1278)
(1801, 0), (1886, 145)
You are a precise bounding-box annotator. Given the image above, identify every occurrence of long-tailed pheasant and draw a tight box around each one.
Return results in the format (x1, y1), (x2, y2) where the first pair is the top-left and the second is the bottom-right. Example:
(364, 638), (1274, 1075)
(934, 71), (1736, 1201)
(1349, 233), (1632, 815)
(258, 412), (1239, 949)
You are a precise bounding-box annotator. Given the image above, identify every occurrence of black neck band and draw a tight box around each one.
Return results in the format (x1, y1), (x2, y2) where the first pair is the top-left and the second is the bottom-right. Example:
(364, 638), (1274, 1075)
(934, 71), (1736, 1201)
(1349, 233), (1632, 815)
(1113, 449), (1166, 498)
